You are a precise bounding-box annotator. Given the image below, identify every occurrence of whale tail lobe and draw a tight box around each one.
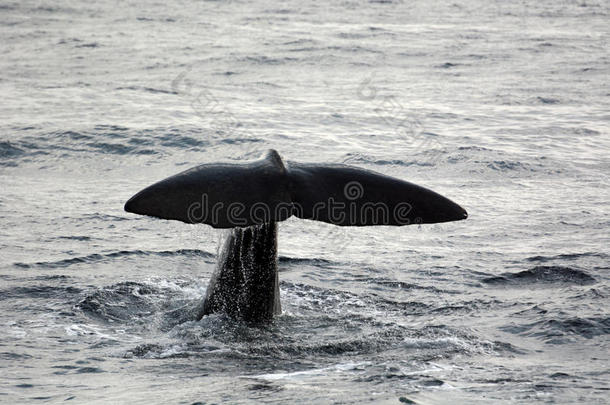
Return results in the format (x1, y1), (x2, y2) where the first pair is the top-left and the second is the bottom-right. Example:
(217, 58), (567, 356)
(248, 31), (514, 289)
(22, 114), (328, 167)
(125, 149), (467, 228)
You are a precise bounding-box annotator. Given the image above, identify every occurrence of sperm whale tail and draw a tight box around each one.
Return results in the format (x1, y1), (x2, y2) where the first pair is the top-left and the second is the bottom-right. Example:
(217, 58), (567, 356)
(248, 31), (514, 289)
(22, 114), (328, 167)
(124, 149), (467, 227)
(125, 149), (467, 323)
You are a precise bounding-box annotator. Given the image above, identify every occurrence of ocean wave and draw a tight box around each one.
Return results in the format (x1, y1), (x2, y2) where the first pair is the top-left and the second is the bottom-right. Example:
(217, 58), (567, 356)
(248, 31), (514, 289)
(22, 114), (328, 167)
(282, 281), (441, 317)
(482, 266), (596, 287)
(503, 315), (610, 341)
(158, 132), (209, 148)
(288, 45), (382, 54)
(278, 256), (333, 266)
(86, 141), (139, 155)
(252, 324), (498, 359)
(74, 42), (99, 48)
(543, 317), (610, 339)
(54, 235), (94, 241)
(33, 274), (71, 280)
(77, 281), (161, 322)
(457, 157), (543, 173)
(436, 62), (460, 69)
(77, 280), (200, 324)
(1, 124), (273, 167)
(251, 330), (404, 357)
(115, 86), (178, 95)
(526, 252), (608, 262)
(241, 55), (298, 65)
(0, 352), (33, 360)
(0, 141), (25, 158)
(446, 147), (563, 175)
(2, 126), (227, 165)
(570, 287), (607, 300)
(124, 343), (188, 359)
(428, 298), (503, 315)
(535, 96), (561, 104)
(73, 277), (505, 367)
(144, 318), (487, 361)
(13, 249), (214, 269)
(1, 285), (81, 300)
(358, 277), (445, 293)
(368, 296), (430, 313)
(343, 152), (436, 167)
(484, 160), (531, 171)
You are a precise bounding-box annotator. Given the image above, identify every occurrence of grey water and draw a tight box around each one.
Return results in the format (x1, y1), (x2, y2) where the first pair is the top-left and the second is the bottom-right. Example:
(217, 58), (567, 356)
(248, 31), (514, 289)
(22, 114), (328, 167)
(1, 0), (609, 403)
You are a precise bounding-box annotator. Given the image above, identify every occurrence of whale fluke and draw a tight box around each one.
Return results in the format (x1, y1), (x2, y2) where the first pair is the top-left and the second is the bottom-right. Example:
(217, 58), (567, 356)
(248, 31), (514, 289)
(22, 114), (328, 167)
(125, 150), (291, 228)
(288, 162), (467, 226)
(125, 149), (467, 323)
(125, 149), (467, 228)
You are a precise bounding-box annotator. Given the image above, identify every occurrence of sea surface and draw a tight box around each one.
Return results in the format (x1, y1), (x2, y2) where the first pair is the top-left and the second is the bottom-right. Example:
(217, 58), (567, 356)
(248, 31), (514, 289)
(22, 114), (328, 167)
(1, 0), (609, 403)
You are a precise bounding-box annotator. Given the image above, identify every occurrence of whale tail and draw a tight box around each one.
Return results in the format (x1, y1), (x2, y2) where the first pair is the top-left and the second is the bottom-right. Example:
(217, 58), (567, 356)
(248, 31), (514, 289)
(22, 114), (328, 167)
(125, 149), (467, 228)
(126, 149), (467, 323)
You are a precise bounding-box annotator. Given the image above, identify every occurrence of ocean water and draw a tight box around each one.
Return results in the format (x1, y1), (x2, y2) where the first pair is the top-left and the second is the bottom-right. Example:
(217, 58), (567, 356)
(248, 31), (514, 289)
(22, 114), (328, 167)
(1, 0), (609, 403)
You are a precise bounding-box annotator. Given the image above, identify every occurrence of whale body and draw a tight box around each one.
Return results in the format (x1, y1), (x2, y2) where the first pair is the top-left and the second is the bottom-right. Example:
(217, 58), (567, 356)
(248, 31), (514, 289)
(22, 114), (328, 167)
(197, 222), (281, 322)
(125, 149), (467, 322)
